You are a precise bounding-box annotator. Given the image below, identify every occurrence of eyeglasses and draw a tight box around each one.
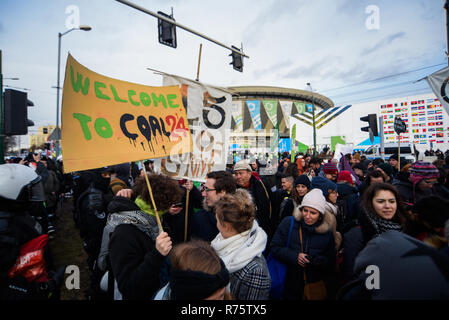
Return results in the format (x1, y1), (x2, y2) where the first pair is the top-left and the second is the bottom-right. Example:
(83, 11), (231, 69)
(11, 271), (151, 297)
(202, 187), (216, 193)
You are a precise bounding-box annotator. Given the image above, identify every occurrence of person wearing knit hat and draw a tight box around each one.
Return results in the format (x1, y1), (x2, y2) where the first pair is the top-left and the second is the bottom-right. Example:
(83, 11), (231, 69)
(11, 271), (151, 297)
(310, 176), (342, 250)
(311, 176), (338, 201)
(269, 188), (337, 300)
(278, 175), (312, 222)
(295, 175), (311, 195)
(154, 239), (232, 300)
(337, 170), (354, 186)
(321, 162), (339, 182)
(393, 161), (440, 208)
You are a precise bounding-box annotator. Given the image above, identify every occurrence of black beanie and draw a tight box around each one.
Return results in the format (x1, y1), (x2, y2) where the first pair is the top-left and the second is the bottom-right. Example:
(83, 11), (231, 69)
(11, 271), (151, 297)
(169, 258), (230, 300)
(294, 174), (311, 189)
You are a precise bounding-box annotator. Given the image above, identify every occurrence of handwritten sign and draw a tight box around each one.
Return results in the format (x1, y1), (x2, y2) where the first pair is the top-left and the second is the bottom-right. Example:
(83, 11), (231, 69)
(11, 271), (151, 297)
(154, 75), (232, 182)
(61, 54), (192, 173)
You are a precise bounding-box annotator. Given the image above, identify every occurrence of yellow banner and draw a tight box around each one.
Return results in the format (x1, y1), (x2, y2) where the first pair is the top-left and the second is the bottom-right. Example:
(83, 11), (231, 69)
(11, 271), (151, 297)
(61, 54), (192, 173)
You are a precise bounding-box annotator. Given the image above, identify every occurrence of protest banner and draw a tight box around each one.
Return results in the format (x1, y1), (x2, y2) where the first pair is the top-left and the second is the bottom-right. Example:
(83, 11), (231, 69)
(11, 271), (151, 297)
(61, 54), (192, 173)
(153, 74), (232, 182)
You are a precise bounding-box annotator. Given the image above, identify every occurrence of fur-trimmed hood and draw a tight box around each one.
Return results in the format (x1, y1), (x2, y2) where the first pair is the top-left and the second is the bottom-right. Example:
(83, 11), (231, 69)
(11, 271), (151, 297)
(292, 204), (337, 234)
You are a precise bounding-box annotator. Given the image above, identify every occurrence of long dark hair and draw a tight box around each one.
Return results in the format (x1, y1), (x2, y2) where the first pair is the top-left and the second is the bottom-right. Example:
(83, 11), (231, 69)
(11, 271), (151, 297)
(362, 182), (407, 225)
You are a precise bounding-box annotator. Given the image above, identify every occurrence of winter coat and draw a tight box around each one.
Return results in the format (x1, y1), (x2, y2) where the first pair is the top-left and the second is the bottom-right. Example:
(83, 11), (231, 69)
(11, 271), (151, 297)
(269, 207), (336, 300)
(44, 170), (60, 208)
(107, 196), (166, 300)
(336, 183), (360, 233)
(190, 209), (219, 242)
(272, 188), (291, 228)
(342, 206), (403, 282)
(348, 231), (449, 299)
(239, 175), (273, 241)
(393, 179), (433, 207)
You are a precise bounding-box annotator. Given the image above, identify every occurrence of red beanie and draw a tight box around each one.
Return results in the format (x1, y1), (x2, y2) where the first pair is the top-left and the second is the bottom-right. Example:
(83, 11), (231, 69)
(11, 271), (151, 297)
(337, 170), (354, 185)
(323, 162), (338, 175)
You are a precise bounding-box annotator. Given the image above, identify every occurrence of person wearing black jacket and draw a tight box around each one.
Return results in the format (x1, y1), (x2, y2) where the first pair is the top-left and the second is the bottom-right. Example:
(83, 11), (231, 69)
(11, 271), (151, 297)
(163, 180), (203, 244)
(342, 182), (408, 283)
(234, 161), (273, 243)
(270, 189), (336, 300)
(190, 171), (236, 242)
(107, 173), (183, 300)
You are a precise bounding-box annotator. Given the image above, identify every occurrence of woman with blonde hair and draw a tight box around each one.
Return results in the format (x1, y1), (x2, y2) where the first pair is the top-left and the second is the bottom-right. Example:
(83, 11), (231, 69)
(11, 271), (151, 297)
(211, 189), (271, 300)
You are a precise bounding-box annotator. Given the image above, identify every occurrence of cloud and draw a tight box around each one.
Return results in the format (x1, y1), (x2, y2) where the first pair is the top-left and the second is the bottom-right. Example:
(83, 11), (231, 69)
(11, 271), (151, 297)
(361, 31), (406, 55)
(252, 59), (294, 78)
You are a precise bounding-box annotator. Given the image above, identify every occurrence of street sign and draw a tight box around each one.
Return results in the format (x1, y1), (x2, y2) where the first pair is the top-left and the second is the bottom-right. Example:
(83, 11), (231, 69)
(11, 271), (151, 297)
(394, 117), (407, 135)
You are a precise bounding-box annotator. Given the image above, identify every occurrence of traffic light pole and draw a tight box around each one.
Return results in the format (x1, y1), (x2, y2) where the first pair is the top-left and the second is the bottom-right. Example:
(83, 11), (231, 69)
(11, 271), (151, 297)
(115, 0), (249, 58)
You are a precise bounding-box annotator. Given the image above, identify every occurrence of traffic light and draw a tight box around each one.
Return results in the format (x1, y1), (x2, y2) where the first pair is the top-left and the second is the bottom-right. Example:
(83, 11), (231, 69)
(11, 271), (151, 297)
(360, 113), (378, 137)
(157, 11), (177, 48)
(3, 89), (34, 135)
(229, 46), (243, 72)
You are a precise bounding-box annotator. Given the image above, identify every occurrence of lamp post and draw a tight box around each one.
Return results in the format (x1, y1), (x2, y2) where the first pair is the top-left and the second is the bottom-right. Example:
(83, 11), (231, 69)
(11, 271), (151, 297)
(55, 25), (91, 158)
(307, 83), (317, 156)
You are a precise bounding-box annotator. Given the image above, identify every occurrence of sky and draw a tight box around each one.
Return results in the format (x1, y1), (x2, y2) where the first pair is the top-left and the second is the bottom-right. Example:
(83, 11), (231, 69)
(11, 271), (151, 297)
(0, 0), (447, 147)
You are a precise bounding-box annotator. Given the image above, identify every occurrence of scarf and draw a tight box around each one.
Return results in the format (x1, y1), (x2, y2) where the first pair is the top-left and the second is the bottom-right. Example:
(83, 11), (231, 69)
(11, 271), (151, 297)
(364, 209), (402, 238)
(134, 196), (168, 218)
(106, 209), (160, 241)
(211, 220), (267, 273)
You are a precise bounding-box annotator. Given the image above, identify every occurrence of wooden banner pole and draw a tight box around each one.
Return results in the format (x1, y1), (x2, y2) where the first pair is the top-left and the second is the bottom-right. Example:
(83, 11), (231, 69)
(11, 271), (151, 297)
(184, 186), (190, 242)
(141, 161), (163, 233)
(196, 44), (203, 81)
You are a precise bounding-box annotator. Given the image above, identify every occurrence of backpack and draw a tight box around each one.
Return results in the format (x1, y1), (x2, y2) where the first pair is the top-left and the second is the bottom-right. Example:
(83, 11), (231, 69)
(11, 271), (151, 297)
(0, 211), (59, 300)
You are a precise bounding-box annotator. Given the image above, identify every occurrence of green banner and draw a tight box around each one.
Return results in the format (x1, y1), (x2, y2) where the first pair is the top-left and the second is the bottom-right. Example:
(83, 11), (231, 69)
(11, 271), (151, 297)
(331, 136), (346, 151)
(294, 102), (306, 114)
(263, 100), (278, 127)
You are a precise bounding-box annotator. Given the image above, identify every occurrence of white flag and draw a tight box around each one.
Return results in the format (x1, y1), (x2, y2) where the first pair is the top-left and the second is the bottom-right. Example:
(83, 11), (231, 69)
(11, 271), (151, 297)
(426, 66), (449, 116)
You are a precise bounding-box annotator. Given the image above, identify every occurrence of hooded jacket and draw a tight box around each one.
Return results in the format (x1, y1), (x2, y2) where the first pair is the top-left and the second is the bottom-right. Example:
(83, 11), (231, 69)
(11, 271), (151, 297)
(346, 231), (449, 299)
(270, 205), (336, 300)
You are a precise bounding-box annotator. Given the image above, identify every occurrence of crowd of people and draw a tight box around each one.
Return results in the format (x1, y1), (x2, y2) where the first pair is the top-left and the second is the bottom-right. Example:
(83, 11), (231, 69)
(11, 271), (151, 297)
(1, 148), (449, 301)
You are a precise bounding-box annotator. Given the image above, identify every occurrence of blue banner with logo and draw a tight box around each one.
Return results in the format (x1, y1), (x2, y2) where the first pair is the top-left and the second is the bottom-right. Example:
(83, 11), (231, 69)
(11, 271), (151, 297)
(246, 100), (262, 130)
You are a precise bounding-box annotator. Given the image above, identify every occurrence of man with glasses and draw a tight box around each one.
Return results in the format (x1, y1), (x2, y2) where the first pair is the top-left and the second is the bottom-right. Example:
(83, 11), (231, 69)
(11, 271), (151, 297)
(190, 171), (236, 242)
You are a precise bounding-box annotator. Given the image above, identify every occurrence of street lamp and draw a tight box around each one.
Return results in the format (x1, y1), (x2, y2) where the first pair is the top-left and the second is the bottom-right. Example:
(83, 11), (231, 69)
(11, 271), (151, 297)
(55, 25), (91, 158)
(307, 83), (317, 156)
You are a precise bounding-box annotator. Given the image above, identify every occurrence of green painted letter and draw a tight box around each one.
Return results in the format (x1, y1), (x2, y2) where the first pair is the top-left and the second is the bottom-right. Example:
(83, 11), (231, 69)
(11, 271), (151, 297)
(167, 94), (179, 108)
(94, 81), (110, 100)
(110, 85), (127, 103)
(128, 90), (140, 106)
(151, 93), (167, 108)
(140, 92), (151, 106)
(73, 113), (93, 140)
(94, 118), (113, 138)
(70, 65), (90, 95)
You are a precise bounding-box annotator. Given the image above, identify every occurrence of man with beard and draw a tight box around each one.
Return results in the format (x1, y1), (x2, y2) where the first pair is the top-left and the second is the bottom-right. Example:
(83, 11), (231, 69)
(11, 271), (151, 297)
(190, 171), (237, 242)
